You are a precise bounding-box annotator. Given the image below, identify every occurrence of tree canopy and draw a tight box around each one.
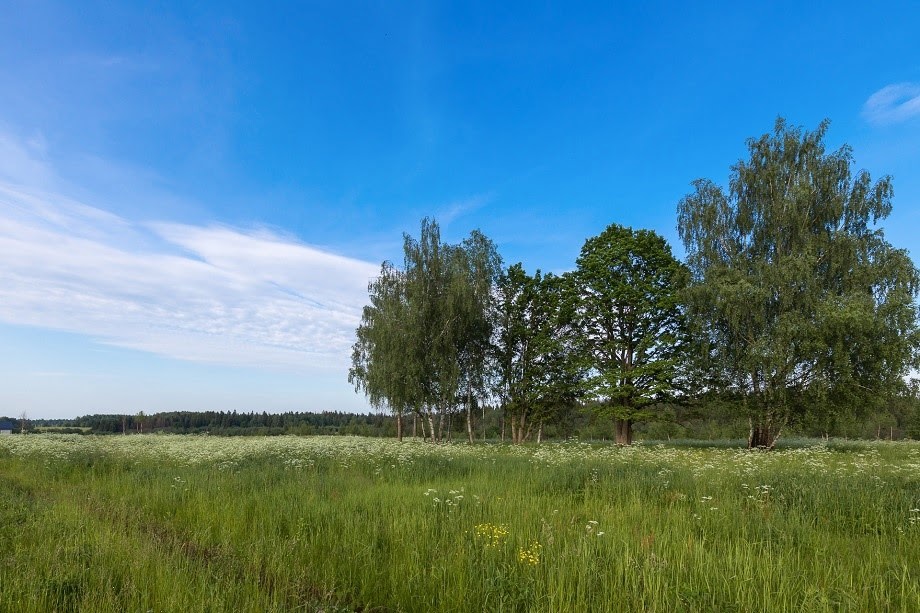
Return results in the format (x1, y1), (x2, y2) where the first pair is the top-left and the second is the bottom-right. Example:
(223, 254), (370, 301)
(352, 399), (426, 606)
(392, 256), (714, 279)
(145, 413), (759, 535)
(349, 218), (501, 442)
(677, 118), (920, 448)
(492, 264), (582, 443)
(573, 224), (689, 444)
(349, 260), (412, 439)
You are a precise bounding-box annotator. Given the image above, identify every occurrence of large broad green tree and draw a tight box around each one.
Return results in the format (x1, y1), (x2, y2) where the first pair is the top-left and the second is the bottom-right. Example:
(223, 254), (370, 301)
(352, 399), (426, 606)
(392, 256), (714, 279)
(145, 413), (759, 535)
(677, 118), (920, 448)
(350, 218), (500, 442)
(492, 264), (582, 444)
(573, 224), (689, 445)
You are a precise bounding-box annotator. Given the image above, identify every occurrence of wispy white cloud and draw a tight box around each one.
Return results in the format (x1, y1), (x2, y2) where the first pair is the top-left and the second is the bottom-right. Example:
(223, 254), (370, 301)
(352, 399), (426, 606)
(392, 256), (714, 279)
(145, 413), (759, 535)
(0, 134), (379, 373)
(863, 83), (920, 125)
(438, 192), (494, 225)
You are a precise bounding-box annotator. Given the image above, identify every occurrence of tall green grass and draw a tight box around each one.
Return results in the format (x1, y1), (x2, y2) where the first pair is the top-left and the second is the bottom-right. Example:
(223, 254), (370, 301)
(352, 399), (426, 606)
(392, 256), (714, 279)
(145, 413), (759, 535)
(1, 435), (918, 611)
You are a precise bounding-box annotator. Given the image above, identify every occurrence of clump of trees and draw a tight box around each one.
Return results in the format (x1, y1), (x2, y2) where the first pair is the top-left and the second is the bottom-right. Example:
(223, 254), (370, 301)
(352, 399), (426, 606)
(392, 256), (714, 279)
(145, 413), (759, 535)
(349, 219), (501, 442)
(352, 119), (920, 448)
(493, 264), (581, 443)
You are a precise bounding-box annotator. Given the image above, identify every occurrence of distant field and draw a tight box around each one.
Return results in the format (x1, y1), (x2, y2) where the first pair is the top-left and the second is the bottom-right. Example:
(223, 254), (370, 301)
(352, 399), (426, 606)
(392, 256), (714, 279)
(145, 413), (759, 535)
(1, 435), (918, 612)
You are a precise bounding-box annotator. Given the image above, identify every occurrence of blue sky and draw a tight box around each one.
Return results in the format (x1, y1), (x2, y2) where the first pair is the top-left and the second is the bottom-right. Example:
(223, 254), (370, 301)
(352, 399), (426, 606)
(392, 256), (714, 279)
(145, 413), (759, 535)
(1, 1), (919, 418)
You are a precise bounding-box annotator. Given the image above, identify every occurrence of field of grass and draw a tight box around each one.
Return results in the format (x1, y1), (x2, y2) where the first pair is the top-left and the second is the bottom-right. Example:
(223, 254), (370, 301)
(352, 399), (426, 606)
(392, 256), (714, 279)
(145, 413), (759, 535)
(1, 435), (918, 612)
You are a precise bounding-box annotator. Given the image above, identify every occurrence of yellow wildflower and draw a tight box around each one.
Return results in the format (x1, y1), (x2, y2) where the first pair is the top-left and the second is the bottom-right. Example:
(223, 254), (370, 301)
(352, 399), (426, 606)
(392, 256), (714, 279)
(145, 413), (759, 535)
(474, 523), (509, 548)
(517, 541), (542, 565)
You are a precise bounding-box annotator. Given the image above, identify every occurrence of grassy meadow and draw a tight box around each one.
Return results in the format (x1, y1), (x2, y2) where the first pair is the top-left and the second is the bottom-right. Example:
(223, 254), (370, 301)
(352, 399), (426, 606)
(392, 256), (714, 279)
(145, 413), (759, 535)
(1, 435), (919, 612)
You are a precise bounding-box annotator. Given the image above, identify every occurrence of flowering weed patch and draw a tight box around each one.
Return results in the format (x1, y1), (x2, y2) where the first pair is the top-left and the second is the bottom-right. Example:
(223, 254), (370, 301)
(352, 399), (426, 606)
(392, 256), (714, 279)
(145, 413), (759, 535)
(474, 522), (510, 548)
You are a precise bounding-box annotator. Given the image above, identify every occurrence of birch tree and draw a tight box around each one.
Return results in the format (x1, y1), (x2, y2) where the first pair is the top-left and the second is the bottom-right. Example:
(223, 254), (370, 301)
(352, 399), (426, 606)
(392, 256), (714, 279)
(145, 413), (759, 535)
(350, 218), (500, 442)
(349, 261), (413, 441)
(677, 118), (920, 448)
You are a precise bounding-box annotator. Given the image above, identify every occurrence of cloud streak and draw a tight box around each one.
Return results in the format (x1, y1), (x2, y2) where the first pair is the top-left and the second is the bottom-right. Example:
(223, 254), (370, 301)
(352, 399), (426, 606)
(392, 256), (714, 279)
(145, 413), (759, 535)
(0, 170), (378, 374)
(438, 192), (493, 225)
(863, 83), (920, 125)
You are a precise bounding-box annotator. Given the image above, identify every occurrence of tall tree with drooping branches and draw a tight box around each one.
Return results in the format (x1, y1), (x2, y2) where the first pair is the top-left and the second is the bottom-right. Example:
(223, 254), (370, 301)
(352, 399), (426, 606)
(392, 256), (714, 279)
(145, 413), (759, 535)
(678, 118), (920, 448)
(452, 230), (502, 443)
(349, 260), (414, 441)
(350, 218), (500, 442)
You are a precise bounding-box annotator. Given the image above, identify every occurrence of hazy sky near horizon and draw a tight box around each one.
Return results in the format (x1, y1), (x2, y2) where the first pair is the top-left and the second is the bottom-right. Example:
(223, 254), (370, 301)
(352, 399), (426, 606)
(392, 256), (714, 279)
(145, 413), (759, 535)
(2, 1), (919, 419)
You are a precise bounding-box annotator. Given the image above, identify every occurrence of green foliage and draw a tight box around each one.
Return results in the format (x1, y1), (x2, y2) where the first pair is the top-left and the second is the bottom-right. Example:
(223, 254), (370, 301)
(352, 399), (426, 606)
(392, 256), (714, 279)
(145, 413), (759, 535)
(573, 223), (689, 443)
(492, 264), (584, 442)
(350, 218), (501, 441)
(349, 260), (413, 419)
(678, 118), (920, 448)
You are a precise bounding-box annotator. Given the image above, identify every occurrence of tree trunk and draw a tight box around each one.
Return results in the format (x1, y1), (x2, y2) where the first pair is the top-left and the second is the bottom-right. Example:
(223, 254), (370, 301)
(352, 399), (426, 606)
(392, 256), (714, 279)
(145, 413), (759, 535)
(396, 411), (403, 442)
(466, 384), (474, 444)
(522, 419), (532, 443)
(536, 421), (543, 445)
(748, 418), (783, 449)
(749, 424), (773, 449)
(615, 418), (632, 445)
(412, 413), (417, 439)
(500, 413), (505, 442)
(419, 412), (426, 440)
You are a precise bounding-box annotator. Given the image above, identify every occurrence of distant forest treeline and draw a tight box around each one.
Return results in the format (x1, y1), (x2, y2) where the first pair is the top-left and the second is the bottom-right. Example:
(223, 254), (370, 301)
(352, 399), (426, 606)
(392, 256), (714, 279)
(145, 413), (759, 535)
(5, 393), (920, 440)
(7, 411), (391, 437)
